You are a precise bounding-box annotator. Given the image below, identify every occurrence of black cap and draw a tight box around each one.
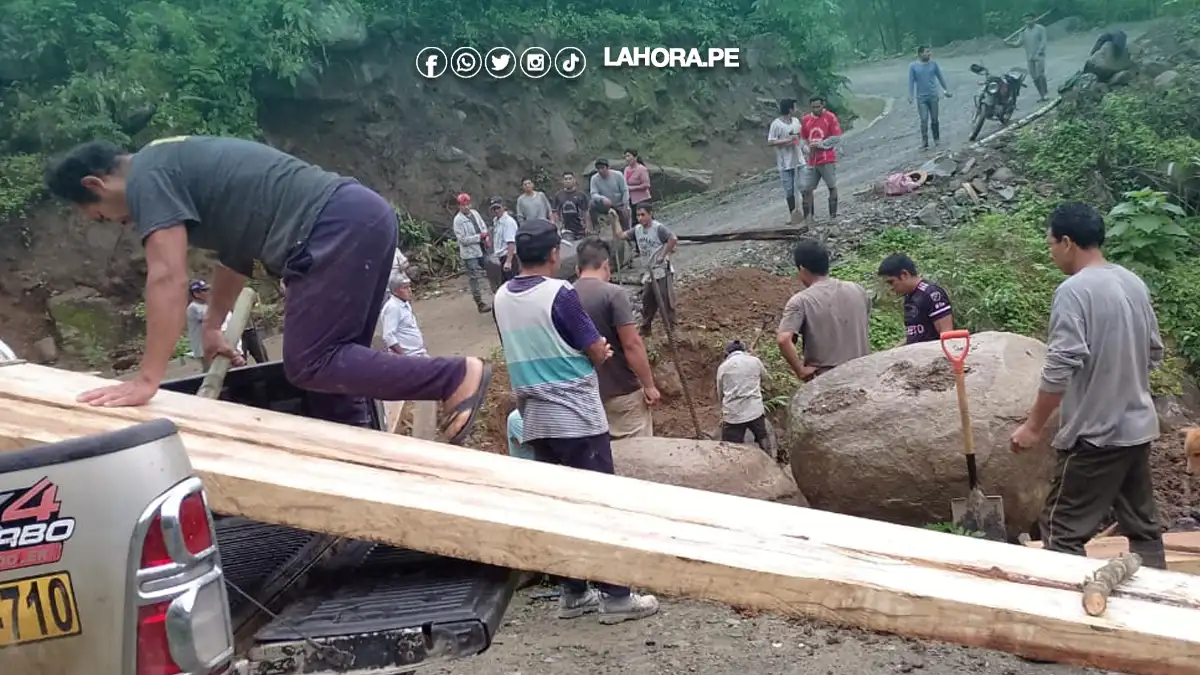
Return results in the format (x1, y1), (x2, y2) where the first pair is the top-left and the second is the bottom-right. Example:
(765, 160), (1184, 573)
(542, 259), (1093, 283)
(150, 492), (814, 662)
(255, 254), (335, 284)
(515, 218), (560, 258)
(594, 158), (610, 168)
(488, 196), (504, 208)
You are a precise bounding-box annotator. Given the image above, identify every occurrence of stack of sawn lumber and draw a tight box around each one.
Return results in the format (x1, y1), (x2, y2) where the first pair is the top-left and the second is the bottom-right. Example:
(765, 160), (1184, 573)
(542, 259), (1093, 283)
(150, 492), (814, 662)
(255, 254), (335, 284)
(1, 363), (1199, 675)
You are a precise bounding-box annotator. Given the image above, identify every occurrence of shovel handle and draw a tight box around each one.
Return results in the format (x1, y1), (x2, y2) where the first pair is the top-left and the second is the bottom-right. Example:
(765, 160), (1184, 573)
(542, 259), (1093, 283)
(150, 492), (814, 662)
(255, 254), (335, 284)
(940, 329), (971, 374)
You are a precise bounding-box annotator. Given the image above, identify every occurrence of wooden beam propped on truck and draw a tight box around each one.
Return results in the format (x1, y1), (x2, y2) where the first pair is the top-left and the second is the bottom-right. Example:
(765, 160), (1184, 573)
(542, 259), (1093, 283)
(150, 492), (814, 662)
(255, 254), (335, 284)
(1, 363), (1200, 675)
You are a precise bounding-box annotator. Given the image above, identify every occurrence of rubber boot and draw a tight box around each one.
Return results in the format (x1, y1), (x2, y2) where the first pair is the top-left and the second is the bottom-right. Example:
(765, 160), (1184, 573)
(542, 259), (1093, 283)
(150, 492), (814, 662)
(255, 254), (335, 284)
(786, 196), (799, 224)
(828, 195), (838, 219)
(1129, 538), (1168, 570)
(802, 199), (814, 221)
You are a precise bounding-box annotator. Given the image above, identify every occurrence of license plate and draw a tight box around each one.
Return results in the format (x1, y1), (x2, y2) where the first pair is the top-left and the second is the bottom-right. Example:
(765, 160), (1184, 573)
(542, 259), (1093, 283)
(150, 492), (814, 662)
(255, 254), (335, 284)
(0, 571), (82, 648)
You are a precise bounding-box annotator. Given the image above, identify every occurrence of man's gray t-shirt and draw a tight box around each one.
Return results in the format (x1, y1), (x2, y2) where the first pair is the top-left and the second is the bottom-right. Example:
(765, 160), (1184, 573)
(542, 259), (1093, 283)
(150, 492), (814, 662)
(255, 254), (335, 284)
(126, 136), (352, 277)
(1021, 24), (1047, 60)
(1041, 263), (1163, 450)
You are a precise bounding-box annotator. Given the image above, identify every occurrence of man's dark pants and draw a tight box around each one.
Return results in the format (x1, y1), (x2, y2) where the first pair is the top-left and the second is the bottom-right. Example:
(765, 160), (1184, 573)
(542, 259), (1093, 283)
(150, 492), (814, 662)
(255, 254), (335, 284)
(527, 433), (631, 598)
(640, 273), (676, 335)
(280, 183), (468, 426)
(1039, 441), (1166, 568)
(721, 415), (771, 454)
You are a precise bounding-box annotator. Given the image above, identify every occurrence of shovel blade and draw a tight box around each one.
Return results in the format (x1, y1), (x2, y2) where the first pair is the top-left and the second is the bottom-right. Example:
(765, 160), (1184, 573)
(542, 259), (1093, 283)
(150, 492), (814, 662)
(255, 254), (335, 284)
(951, 489), (1007, 542)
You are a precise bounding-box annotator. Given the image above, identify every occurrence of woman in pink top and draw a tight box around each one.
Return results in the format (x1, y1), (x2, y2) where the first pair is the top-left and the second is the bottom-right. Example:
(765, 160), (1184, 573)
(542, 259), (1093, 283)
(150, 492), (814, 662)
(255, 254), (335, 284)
(624, 149), (652, 209)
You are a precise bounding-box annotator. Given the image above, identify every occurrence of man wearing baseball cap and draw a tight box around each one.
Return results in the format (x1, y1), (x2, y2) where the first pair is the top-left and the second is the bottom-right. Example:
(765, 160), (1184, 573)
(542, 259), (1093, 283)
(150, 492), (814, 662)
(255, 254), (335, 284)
(485, 196), (519, 293)
(492, 218), (660, 624)
(185, 280), (217, 363)
(451, 192), (491, 313)
(44, 136), (491, 446)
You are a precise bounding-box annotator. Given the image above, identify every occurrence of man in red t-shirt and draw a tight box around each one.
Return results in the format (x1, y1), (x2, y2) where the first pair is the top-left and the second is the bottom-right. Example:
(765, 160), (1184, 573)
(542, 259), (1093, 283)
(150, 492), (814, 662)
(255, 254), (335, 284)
(800, 96), (842, 221)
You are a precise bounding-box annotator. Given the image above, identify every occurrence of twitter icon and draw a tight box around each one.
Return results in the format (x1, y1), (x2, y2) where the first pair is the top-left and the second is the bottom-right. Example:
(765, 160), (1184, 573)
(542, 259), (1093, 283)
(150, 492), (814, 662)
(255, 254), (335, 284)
(485, 47), (517, 79)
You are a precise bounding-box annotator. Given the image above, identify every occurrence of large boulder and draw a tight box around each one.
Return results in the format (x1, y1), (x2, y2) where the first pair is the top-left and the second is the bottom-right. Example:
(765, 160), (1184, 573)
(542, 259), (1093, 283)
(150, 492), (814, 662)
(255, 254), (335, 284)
(612, 437), (807, 506)
(1084, 42), (1135, 83)
(784, 331), (1058, 538)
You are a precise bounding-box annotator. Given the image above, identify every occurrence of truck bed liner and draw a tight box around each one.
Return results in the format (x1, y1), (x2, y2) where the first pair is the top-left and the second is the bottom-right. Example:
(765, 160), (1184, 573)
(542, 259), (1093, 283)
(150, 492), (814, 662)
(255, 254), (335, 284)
(161, 363), (516, 672)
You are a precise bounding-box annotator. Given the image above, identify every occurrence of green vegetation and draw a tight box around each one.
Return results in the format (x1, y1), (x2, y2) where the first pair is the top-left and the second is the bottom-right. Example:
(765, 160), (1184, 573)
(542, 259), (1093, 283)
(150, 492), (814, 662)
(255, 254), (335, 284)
(924, 521), (985, 538)
(838, 0), (1191, 59)
(0, 0), (846, 224)
(830, 59), (1200, 396)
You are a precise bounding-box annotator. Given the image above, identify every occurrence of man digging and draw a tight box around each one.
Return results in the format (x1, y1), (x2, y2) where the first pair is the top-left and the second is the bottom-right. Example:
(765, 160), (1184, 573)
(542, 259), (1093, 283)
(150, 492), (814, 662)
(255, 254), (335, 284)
(612, 203), (678, 338)
(44, 136), (491, 445)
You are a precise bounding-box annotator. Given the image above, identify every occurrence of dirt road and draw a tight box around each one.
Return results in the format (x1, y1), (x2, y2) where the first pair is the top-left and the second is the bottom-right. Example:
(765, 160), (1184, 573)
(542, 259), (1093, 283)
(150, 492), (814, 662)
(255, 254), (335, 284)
(664, 21), (1156, 274)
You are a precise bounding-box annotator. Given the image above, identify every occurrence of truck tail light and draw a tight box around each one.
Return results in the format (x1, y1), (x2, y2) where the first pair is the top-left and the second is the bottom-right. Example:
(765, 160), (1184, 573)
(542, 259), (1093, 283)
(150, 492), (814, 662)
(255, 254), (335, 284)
(133, 478), (232, 675)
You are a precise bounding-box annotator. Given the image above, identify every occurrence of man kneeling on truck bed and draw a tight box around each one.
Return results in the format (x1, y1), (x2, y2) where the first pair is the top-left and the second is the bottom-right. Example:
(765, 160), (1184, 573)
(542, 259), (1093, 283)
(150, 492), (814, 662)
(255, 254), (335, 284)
(44, 136), (491, 443)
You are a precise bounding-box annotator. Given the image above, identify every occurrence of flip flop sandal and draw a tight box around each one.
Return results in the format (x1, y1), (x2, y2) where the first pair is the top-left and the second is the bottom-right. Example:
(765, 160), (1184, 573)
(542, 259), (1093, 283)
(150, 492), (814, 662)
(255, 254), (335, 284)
(438, 362), (494, 446)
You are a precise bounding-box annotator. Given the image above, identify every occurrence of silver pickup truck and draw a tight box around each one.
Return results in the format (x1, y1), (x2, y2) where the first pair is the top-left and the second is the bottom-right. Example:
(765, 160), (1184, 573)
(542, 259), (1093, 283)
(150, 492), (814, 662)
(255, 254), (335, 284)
(0, 358), (516, 675)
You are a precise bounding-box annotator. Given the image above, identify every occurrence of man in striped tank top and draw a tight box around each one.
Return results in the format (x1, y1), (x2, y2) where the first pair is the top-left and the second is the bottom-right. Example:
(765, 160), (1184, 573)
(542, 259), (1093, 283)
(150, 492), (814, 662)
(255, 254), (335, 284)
(493, 218), (660, 625)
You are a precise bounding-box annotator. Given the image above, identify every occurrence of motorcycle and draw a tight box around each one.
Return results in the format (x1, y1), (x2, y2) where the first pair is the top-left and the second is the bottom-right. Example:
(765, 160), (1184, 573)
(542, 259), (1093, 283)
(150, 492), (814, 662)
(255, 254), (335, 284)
(967, 63), (1026, 141)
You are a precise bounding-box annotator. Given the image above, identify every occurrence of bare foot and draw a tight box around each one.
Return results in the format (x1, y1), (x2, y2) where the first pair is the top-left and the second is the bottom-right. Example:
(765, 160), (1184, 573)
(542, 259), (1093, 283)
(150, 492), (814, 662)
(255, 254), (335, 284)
(440, 357), (486, 440)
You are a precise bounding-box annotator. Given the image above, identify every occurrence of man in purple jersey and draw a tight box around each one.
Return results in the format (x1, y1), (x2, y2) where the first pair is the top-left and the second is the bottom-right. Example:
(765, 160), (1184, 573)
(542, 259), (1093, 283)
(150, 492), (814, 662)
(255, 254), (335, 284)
(877, 253), (954, 344)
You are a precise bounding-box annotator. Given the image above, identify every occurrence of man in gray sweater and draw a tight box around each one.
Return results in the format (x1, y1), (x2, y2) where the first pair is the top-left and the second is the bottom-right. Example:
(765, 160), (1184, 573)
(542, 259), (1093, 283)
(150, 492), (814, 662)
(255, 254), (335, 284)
(589, 158), (631, 233)
(1010, 202), (1166, 568)
(1007, 12), (1049, 101)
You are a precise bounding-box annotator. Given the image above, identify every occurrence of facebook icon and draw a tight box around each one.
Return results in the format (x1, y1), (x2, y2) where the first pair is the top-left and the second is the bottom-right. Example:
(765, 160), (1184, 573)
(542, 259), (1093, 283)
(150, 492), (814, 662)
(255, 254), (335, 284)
(415, 47), (447, 79)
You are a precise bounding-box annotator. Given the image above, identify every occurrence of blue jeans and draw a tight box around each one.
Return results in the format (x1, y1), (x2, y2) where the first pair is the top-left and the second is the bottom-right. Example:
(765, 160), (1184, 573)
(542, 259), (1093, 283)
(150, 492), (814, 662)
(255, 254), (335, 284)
(917, 96), (940, 145)
(779, 167), (800, 199)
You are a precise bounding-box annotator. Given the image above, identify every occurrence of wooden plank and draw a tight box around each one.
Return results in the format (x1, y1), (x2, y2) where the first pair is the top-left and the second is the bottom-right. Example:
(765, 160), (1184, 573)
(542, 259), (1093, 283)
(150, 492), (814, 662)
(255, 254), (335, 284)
(1026, 533), (1200, 576)
(3, 365), (1200, 673)
(383, 400), (406, 434)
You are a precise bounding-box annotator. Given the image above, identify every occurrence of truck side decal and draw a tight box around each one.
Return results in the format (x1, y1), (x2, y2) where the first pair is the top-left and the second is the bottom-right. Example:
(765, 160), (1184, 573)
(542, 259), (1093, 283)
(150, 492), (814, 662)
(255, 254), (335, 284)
(0, 477), (75, 573)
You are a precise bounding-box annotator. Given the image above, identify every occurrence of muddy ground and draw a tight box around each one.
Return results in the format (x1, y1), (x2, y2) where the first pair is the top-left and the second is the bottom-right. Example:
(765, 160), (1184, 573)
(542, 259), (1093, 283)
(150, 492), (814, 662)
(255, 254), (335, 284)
(428, 594), (1106, 675)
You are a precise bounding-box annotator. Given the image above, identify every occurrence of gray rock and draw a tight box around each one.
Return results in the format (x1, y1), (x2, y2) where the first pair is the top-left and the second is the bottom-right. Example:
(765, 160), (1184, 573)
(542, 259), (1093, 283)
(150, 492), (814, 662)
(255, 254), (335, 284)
(1109, 70), (1136, 86)
(603, 79), (629, 100)
(1142, 60), (1170, 78)
(990, 167), (1015, 183)
(47, 287), (122, 362)
(920, 156), (958, 178)
(970, 177), (988, 195)
(996, 186), (1017, 202)
(784, 332), (1059, 539)
(915, 203), (942, 228)
(1155, 395), (1192, 431)
(1154, 70), (1180, 89)
(611, 437), (805, 505)
(1085, 41), (1135, 83)
(33, 337), (57, 363)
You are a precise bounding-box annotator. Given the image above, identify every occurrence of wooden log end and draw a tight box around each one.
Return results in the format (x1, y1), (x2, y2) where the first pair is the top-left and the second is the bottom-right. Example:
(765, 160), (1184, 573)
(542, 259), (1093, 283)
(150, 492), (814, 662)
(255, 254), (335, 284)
(1080, 552), (1142, 617)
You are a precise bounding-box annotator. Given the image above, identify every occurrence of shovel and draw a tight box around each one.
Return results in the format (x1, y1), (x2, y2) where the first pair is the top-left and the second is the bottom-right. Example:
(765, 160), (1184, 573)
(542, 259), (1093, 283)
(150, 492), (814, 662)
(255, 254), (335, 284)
(940, 330), (1007, 542)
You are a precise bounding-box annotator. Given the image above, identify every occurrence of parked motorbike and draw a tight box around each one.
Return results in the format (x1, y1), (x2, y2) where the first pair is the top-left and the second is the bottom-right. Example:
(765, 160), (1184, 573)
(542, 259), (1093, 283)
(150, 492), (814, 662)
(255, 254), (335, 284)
(967, 63), (1026, 141)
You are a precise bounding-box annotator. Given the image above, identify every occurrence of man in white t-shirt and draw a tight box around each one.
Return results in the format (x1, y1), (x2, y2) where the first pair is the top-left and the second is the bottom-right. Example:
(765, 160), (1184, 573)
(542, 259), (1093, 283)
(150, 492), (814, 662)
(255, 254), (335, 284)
(766, 98), (808, 225)
(379, 273), (426, 356)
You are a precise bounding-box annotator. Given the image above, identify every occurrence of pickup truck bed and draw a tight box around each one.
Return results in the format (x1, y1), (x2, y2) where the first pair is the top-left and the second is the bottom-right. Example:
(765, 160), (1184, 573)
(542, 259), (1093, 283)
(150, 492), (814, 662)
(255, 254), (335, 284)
(161, 363), (516, 674)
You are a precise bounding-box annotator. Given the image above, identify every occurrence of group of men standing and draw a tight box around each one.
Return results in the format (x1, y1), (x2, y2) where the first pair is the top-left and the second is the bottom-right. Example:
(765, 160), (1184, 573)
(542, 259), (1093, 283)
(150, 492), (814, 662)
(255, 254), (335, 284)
(765, 204), (1169, 570)
(450, 152), (659, 313)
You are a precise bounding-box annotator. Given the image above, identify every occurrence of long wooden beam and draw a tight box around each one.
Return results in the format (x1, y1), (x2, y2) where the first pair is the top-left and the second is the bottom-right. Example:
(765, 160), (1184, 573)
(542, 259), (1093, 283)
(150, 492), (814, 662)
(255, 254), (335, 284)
(2, 364), (1200, 673)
